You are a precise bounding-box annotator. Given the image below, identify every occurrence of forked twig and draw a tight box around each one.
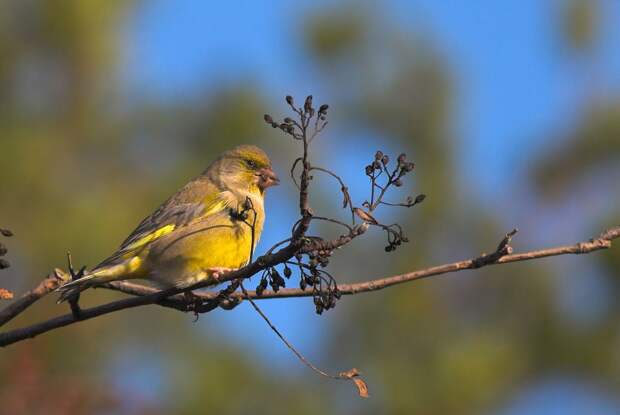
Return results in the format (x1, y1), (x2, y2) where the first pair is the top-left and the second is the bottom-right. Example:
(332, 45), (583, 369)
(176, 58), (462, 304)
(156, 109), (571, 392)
(239, 281), (368, 397)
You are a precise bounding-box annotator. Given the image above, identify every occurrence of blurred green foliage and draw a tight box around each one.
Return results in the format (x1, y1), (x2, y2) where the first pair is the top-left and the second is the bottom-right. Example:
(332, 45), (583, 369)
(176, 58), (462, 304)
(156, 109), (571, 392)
(561, 0), (600, 53)
(0, 1), (618, 414)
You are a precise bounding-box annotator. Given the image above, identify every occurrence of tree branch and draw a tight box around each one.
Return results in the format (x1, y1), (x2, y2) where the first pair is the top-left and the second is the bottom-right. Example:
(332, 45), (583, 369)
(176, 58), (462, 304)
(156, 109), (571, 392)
(1, 94), (617, 369)
(1, 225), (617, 348)
(0, 269), (64, 326)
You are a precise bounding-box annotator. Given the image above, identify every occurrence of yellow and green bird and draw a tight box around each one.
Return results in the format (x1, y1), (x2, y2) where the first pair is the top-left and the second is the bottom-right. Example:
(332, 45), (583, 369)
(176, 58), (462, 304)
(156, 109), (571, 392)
(58, 145), (279, 302)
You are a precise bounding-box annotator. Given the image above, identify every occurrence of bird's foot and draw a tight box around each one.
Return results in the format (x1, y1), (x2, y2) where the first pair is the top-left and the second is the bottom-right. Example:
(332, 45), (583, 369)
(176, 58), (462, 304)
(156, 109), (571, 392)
(184, 290), (202, 307)
(206, 267), (236, 282)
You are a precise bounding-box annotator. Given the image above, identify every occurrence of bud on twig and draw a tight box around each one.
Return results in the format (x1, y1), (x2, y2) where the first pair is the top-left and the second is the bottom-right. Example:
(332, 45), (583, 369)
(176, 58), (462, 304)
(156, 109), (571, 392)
(304, 95), (313, 113)
(283, 265), (292, 278)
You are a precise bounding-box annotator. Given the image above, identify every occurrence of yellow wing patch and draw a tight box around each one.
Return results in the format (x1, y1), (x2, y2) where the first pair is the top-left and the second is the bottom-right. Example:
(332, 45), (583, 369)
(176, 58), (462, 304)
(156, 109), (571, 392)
(124, 224), (176, 251)
(121, 198), (228, 252)
(116, 195), (230, 264)
(203, 198), (228, 217)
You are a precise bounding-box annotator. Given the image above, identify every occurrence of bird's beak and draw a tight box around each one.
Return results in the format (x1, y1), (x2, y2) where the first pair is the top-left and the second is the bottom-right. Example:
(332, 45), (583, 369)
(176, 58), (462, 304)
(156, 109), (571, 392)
(257, 167), (280, 190)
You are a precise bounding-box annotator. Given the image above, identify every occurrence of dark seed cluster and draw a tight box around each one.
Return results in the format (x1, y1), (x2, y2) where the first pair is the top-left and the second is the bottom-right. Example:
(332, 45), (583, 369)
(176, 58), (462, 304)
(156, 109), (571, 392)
(263, 95), (329, 141)
(294, 251), (341, 315)
(383, 224), (409, 252)
(365, 151), (416, 188)
(255, 266), (289, 295)
(0, 228), (12, 270)
(360, 150), (426, 252)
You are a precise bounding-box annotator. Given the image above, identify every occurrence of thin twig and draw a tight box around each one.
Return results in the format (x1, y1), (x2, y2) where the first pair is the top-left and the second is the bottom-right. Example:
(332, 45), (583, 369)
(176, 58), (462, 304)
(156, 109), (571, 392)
(239, 281), (368, 397)
(1, 226), (617, 347)
(309, 166), (355, 223)
(0, 269), (65, 326)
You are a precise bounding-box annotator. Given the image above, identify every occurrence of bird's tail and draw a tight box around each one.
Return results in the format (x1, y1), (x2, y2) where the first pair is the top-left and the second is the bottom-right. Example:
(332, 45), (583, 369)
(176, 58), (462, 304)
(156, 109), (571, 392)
(56, 264), (128, 303)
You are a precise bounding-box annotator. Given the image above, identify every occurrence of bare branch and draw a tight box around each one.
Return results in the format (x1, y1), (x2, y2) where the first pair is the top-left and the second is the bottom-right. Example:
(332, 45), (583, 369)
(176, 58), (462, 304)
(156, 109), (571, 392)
(0, 269), (65, 326)
(1, 225), (617, 348)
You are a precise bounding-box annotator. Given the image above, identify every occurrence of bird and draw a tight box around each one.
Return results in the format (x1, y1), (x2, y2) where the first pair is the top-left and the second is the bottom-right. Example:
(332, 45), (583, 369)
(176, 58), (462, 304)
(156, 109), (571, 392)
(57, 144), (279, 302)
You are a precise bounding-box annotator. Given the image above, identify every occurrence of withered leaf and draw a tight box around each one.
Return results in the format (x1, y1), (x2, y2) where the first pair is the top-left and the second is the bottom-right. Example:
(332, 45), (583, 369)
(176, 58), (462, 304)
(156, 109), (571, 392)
(339, 367), (370, 398)
(352, 377), (369, 398)
(353, 208), (378, 225)
(0, 288), (14, 300)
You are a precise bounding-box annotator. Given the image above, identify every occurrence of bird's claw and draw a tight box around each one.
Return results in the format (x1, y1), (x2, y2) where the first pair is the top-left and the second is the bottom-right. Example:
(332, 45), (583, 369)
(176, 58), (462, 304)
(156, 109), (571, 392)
(206, 267), (236, 282)
(183, 291), (203, 314)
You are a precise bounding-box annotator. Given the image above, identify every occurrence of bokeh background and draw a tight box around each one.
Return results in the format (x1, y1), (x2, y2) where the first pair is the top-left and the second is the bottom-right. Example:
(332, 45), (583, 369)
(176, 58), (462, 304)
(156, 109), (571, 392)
(1, 0), (619, 414)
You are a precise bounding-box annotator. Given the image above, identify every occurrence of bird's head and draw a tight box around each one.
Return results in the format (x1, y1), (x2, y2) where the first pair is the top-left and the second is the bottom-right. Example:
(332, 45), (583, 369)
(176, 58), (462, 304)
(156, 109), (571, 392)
(208, 145), (279, 195)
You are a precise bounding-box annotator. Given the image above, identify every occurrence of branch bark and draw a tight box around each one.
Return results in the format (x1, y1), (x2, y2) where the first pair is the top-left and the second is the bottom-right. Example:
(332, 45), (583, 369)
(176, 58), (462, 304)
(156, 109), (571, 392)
(1, 225), (617, 348)
(0, 270), (64, 326)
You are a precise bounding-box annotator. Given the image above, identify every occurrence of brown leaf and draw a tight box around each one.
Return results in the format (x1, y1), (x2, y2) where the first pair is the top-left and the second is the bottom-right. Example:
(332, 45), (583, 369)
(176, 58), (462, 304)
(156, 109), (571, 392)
(352, 377), (369, 398)
(353, 207), (378, 225)
(339, 367), (369, 398)
(0, 288), (14, 300)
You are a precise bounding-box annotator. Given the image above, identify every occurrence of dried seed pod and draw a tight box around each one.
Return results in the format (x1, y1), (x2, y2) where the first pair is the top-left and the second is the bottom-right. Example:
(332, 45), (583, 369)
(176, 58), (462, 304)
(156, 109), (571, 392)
(315, 304), (324, 315)
(283, 265), (292, 278)
(403, 162), (415, 172)
(272, 270), (286, 287)
(256, 278), (268, 296)
(375, 150), (383, 160)
(304, 95), (313, 113)
(286, 95), (294, 105)
(264, 114), (274, 124)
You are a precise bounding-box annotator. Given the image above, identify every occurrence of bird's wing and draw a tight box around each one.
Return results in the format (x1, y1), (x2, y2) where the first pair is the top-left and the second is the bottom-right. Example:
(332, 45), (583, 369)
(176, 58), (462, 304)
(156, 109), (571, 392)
(95, 179), (230, 269)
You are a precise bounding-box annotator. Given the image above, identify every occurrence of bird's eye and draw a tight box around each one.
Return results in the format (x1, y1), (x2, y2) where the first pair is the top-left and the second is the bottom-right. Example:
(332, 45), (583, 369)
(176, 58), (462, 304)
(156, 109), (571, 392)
(245, 159), (258, 169)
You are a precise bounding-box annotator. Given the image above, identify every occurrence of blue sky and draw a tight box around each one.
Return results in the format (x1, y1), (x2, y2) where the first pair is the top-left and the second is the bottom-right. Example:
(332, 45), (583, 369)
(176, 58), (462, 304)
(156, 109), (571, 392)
(118, 0), (620, 412)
